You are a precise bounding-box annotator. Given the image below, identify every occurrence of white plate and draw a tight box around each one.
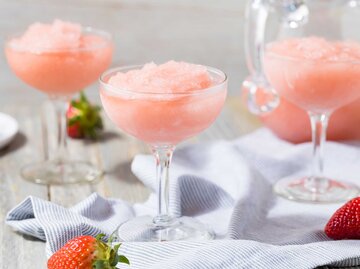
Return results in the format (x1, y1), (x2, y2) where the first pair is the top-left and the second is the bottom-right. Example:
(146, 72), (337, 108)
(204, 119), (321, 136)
(0, 112), (19, 150)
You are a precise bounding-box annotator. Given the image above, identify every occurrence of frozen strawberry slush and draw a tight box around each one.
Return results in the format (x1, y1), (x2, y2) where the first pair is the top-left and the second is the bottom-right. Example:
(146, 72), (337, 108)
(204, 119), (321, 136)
(108, 61), (213, 93)
(241, 81), (360, 143)
(100, 61), (227, 145)
(265, 37), (360, 112)
(10, 19), (83, 51)
(6, 20), (113, 96)
(261, 97), (360, 143)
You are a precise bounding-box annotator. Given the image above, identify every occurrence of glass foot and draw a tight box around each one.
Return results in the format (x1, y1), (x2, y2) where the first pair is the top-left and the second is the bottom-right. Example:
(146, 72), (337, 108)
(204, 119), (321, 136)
(115, 216), (215, 242)
(274, 176), (359, 203)
(21, 160), (103, 185)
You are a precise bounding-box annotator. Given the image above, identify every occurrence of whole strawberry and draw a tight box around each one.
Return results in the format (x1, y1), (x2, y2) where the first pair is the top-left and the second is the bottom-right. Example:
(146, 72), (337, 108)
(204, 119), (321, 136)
(67, 92), (103, 139)
(47, 234), (129, 269)
(325, 197), (360, 240)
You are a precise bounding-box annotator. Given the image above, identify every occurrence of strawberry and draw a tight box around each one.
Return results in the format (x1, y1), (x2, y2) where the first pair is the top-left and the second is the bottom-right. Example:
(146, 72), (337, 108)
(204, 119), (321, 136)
(47, 234), (129, 269)
(325, 197), (360, 240)
(67, 106), (83, 138)
(67, 91), (103, 139)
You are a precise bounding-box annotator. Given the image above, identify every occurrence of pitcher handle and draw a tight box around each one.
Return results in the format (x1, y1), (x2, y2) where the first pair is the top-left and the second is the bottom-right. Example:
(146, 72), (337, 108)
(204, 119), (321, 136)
(243, 0), (279, 114)
(242, 78), (279, 114)
(243, 0), (308, 114)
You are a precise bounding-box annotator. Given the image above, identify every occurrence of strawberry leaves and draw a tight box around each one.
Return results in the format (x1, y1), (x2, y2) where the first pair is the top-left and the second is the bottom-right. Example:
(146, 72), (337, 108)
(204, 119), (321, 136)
(118, 255), (130, 265)
(94, 234), (130, 268)
(67, 91), (103, 139)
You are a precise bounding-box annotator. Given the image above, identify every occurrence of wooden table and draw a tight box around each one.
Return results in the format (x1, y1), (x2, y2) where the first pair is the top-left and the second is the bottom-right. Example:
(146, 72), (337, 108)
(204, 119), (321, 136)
(0, 98), (261, 268)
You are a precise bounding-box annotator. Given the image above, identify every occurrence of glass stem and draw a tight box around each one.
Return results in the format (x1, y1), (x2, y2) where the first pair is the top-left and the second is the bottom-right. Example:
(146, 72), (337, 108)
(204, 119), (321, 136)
(51, 97), (70, 163)
(151, 145), (175, 227)
(305, 112), (331, 193)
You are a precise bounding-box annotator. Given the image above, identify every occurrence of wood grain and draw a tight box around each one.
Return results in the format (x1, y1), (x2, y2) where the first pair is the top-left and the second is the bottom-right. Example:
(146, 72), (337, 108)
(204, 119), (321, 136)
(0, 106), (48, 268)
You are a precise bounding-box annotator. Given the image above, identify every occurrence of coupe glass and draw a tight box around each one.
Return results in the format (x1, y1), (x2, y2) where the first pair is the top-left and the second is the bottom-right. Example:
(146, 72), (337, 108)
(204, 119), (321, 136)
(99, 65), (227, 241)
(243, 0), (360, 203)
(5, 27), (113, 184)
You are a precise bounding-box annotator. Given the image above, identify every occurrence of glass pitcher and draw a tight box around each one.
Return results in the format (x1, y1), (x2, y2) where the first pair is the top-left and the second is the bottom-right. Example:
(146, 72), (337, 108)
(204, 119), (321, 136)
(243, 0), (360, 203)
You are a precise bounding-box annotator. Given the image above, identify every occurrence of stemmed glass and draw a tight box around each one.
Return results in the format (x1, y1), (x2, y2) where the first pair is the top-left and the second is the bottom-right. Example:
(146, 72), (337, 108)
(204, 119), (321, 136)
(99, 64), (227, 241)
(243, 0), (360, 203)
(5, 27), (113, 184)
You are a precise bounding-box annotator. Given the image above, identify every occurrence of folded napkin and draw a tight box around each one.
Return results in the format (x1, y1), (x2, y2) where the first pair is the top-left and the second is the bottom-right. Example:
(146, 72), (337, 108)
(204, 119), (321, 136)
(6, 129), (360, 269)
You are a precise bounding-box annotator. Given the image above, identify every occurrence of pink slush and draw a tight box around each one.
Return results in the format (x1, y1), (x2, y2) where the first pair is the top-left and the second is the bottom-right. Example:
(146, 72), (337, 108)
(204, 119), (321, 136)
(5, 20), (113, 96)
(100, 62), (227, 145)
(265, 37), (360, 113)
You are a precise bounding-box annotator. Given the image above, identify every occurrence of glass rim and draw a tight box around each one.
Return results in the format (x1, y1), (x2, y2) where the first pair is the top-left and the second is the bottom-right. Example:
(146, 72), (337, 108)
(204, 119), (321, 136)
(99, 64), (228, 97)
(5, 26), (113, 53)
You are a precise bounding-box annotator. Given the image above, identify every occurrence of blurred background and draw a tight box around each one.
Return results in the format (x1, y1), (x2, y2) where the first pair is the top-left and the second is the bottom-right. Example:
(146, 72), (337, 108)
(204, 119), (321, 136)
(0, 0), (247, 106)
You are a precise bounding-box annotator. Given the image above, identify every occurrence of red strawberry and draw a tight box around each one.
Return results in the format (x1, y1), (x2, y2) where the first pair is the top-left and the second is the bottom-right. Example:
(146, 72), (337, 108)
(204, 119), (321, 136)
(67, 106), (83, 138)
(47, 234), (129, 269)
(325, 197), (360, 240)
(67, 91), (103, 139)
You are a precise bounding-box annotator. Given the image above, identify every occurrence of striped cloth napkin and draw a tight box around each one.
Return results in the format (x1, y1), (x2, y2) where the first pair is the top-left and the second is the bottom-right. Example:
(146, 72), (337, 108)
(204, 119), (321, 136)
(6, 129), (360, 269)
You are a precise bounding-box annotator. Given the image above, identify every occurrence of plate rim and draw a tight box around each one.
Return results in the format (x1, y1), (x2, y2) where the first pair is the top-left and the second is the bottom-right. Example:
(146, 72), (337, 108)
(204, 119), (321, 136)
(0, 112), (19, 150)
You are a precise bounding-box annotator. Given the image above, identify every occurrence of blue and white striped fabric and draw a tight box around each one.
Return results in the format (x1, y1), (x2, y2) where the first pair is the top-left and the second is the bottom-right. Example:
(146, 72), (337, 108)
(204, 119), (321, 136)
(6, 129), (360, 269)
